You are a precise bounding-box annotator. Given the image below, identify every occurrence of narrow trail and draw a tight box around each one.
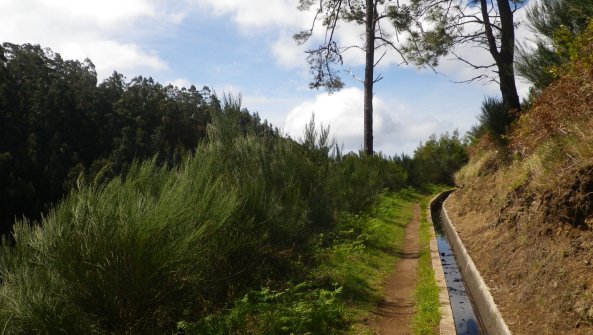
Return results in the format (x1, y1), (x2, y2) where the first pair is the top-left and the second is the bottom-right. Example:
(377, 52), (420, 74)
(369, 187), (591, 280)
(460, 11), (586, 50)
(368, 204), (420, 335)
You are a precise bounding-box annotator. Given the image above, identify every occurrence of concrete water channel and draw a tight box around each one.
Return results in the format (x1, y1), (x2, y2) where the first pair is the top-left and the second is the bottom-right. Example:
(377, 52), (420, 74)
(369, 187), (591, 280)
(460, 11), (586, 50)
(430, 192), (511, 335)
(431, 193), (483, 334)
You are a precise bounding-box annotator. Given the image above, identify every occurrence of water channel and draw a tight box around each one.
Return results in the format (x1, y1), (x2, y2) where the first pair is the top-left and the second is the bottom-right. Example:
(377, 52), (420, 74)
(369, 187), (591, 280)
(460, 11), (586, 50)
(431, 193), (485, 335)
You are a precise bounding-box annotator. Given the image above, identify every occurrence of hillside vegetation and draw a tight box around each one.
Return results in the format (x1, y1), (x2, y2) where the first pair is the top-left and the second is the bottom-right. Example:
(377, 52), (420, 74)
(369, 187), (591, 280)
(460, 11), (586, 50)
(0, 98), (407, 333)
(447, 19), (593, 334)
(0, 42), (466, 238)
(0, 42), (471, 334)
(0, 43), (219, 235)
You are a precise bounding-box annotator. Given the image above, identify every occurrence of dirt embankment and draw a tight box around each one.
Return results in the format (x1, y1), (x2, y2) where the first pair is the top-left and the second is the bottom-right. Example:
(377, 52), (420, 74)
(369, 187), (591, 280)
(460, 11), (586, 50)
(446, 162), (593, 334)
(447, 31), (593, 333)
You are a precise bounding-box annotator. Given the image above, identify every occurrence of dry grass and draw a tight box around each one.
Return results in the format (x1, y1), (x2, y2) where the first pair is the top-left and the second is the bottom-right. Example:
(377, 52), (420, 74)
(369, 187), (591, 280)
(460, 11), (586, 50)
(454, 149), (497, 185)
(444, 22), (593, 335)
(511, 76), (593, 156)
(511, 23), (593, 157)
(457, 23), (593, 198)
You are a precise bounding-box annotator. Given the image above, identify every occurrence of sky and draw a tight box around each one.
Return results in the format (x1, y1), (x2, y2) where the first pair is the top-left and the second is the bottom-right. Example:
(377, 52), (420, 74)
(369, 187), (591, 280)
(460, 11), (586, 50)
(0, 0), (536, 155)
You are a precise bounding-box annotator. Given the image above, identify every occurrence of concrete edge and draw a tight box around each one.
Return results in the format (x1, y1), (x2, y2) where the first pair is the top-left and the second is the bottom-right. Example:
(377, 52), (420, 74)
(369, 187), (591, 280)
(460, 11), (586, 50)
(441, 196), (512, 335)
(428, 194), (456, 335)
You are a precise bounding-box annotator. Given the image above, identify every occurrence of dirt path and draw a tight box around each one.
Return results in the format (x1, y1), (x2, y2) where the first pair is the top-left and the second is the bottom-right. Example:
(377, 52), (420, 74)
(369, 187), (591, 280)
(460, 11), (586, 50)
(368, 204), (420, 335)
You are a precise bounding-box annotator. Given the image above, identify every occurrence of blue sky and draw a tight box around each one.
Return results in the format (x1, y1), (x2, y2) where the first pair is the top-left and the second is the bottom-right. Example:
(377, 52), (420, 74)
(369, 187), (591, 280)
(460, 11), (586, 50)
(0, 0), (534, 155)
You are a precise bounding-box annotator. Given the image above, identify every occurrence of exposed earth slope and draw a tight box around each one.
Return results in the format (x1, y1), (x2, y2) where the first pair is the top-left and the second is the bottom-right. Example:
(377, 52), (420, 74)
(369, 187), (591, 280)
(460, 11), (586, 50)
(446, 25), (593, 334)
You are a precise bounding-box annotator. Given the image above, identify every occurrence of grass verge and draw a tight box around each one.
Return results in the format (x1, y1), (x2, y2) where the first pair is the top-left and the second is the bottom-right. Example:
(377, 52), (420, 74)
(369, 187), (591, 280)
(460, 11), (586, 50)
(412, 191), (445, 334)
(324, 189), (420, 334)
(178, 187), (447, 334)
(178, 189), (422, 334)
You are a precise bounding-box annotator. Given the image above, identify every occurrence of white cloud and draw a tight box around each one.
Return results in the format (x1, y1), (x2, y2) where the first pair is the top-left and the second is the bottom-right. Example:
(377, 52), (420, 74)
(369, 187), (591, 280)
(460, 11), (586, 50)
(190, 0), (303, 29)
(0, 0), (182, 80)
(271, 33), (308, 69)
(284, 87), (449, 155)
(166, 78), (193, 89)
(61, 41), (167, 79)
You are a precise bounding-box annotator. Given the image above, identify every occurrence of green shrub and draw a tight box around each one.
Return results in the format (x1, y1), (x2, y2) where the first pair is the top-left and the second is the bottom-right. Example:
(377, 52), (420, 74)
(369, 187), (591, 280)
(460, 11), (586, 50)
(332, 153), (407, 212)
(409, 131), (468, 185)
(0, 156), (243, 334)
(478, 96), (512, 146)
(0, 97), (409, 334)
(178, 282), (345, 335)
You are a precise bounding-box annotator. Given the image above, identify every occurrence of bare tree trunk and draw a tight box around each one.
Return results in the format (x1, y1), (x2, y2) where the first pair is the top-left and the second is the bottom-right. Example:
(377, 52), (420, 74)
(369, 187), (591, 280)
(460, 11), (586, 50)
(496, 0), (521, 117)
(363, 0), (375, 156)
(480, 0), (521, 117)
(498, 59), (520, 115)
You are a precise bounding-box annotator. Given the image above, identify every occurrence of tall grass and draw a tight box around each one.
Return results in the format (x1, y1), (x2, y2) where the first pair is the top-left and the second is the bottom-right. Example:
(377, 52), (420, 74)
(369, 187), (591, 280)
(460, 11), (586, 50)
(413, 193), (443, 334)
(0, 156), (242, 334)
(0, 97), (409, 334)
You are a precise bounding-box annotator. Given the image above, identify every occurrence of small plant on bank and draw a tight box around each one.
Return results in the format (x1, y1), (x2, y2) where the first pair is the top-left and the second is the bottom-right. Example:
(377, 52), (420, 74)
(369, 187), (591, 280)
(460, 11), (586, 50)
(477, 96), (513, 147)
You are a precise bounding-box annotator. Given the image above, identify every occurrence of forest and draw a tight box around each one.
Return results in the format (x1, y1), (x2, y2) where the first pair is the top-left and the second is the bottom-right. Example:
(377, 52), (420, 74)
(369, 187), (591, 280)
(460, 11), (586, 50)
(0, 42), (277, 236)
(0, 42), (466, 334)
(3, 0), (593, 332)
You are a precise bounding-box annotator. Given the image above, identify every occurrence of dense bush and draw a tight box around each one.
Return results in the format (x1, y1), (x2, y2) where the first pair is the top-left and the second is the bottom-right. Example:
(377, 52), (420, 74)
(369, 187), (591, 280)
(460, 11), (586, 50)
(0, 98), (409, 334)
(465, 96), (513, 150)
(332, 153), (407, 212)
(478, 96), (512, 146)
(0, 156), (243, 334)
(408, 131), (468, 185)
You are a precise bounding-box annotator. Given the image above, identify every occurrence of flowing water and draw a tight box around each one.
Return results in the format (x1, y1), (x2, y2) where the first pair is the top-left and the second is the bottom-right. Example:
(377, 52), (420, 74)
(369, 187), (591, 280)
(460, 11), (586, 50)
(432, 195), (485, 335)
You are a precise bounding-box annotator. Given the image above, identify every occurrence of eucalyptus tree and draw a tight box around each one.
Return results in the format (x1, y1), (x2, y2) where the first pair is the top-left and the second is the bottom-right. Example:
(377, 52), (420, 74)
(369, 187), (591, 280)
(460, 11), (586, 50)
(295, 0), (410, 156)
(402, 0), (524, 115)
(0, 43), (220, 236)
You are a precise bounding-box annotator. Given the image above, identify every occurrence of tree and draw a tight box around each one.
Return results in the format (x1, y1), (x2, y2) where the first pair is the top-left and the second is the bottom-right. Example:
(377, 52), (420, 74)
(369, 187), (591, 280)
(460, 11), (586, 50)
(402, 0), (523, 116)
(295, 0), (408, 156)
(410, 131), (468, 185)
(0, 43), (221, 236)
(516, 0), (593, 91)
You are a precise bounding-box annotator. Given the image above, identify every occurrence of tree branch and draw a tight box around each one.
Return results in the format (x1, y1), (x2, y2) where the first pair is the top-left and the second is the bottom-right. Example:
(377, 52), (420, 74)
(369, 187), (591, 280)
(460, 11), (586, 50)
(375, 36), (408, 65)
(450, 51), (497, 69)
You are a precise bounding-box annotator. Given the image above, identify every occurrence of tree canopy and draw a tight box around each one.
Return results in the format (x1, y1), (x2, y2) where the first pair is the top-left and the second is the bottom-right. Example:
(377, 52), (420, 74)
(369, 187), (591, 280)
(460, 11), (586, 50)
(0, 43), (277, 235)
(516, 0), (593, 91)
(295, 0), (410, 155)
(402, 0), (523, 114)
